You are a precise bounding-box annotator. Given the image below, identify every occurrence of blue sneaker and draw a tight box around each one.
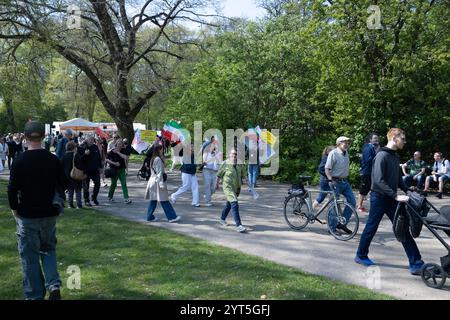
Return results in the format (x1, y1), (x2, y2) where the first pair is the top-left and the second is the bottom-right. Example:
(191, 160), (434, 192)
(354, 256), (375, 267)
(409, 261), (425, 276)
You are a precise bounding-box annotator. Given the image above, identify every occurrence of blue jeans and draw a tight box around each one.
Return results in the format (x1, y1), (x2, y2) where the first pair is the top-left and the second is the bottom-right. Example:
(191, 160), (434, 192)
(221, 201), (242, 227)
(147, 201), (177, 221)
(328, 180), (356, 231)
(203, 169), (217, 204)
(356, 192), (423, 267)
(248, 164), (259, 188)
(15, 216), (61, 300)
(316, 179), (332, 204)
(403, 174), (425, 189)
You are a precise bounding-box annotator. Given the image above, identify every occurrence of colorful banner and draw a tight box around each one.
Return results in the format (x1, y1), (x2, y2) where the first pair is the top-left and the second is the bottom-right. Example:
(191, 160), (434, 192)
(247, 126), (277, 165)
(162, 120), (190, 143)
(140, 130), (157, 144)
(132, 129), (150, 154)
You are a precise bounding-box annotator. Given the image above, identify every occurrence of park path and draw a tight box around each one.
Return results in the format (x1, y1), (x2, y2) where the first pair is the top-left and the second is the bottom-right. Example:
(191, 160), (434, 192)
(1, 164), (449, 300)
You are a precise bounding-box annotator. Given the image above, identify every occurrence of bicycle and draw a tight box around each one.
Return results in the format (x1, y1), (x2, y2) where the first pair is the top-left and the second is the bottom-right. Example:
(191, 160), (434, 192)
(283, 175), (359, 241)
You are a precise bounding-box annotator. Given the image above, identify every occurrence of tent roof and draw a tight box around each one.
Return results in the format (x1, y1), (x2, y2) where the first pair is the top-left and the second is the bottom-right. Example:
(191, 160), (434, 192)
(59, 118), (98, 130)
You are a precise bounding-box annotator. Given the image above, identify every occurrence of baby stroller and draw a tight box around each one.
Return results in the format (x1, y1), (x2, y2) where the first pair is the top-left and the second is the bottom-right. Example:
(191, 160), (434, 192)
(394, 192), (450, 289)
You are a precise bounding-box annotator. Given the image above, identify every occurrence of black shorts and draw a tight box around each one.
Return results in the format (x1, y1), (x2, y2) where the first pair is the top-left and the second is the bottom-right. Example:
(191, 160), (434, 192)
(359, 175), (371, 196)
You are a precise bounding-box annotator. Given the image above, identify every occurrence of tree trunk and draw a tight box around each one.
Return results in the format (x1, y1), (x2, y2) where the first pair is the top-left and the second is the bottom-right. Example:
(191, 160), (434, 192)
(114, 115), (135, 141)
(4, 97), (16, 132)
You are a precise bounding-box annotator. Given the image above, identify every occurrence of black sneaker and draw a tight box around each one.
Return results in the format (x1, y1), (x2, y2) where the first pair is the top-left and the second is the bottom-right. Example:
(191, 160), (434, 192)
(48, 288), (61, 300)
(85, 201), (92, 207)
(421, 191), (428, 197)
(436, 193), (443, 199)
(91, 197), (99, 206)
(69, 202), (75, 209)
(336, 223), (353, 235)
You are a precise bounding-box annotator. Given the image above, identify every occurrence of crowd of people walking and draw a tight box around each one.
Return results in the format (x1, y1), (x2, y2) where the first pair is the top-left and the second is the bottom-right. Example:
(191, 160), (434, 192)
(2, 120), (449, 300)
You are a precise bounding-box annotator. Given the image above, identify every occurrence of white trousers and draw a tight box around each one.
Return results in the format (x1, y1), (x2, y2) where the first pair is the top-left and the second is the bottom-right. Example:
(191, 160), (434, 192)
(172, 173), (199, 205)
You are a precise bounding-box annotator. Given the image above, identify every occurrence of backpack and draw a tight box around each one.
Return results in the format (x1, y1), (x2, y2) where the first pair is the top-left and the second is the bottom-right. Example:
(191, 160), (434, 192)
(433, 158), (447, 174)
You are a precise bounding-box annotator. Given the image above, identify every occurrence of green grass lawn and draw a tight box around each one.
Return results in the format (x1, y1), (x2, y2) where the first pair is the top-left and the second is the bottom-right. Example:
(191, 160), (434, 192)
(0, 180), (393, 300)
(128, 154), (146, 164)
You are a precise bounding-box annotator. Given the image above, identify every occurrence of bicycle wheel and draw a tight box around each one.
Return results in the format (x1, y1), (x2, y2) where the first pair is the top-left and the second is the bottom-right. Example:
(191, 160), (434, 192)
(326, 201), (359, 241)
(284, 194), (310, 230)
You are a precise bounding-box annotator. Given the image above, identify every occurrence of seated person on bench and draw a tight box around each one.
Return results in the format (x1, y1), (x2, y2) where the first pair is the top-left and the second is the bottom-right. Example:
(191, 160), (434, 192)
(422, 152), (450, 199)
(402, 151), (427, 191)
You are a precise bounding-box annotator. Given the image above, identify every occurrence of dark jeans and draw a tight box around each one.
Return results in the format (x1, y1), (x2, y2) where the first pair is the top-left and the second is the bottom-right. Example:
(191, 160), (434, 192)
(83, 173), (100, 202)
(328, 180), (356, 231)
(15, 216), (61, 300)
(68, 179), (83, 207)
(316, 179), (332, 204)
(356, 191), (423, 267)
(8, 154), (15, 169)
(147, 201), (177, 221)
(221, 201), (242, 227)
(403, 174), (425, 190)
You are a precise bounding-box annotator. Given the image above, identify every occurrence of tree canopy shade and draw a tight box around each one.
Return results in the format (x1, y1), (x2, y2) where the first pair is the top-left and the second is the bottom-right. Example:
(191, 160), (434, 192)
(1, 0), (448, 185)
(165, 0), (450, 183)
(0, 0), (222, 139)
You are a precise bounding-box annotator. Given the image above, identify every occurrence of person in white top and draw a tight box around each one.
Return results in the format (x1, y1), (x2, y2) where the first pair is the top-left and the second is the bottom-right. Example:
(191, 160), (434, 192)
(202, 142), (222, 206)
(0, 137), (8, 169)
(422, 152), (450, 199)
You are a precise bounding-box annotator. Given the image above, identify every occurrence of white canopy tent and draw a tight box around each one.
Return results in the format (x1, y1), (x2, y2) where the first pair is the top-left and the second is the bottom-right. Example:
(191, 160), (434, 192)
(59, 118), (98, 131)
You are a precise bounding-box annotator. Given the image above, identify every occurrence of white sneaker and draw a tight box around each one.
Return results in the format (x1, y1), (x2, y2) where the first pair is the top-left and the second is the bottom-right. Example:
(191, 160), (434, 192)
(205, 203), (213, 207)
(236, 225), (247, 233)
(124, 199), (132, 204)
(169, 216), (181, 223)
(219, 219), (227, 226)
(146, 217), (158, 223)
(193, 204), (200, 207)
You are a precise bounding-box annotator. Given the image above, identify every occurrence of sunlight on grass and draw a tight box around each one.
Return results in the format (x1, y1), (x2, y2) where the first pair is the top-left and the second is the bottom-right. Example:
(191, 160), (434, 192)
(0, 180), (392, 300)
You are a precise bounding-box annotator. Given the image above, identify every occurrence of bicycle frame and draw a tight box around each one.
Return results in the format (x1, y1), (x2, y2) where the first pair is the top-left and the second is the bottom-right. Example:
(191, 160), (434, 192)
(303, 189), (344, 221)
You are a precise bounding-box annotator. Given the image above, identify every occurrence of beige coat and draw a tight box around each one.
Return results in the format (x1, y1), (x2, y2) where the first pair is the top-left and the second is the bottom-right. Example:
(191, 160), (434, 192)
(144, 157), (169, 202)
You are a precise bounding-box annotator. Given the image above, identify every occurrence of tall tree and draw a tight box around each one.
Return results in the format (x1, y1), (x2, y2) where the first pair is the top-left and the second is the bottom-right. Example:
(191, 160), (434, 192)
(0, 0), (221, 139)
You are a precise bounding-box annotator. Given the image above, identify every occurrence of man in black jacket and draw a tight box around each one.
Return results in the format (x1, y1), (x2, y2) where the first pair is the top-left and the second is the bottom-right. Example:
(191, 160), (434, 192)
(8, 121), (68, 300)
(78, 135), (102, 206)
(355, 128), (425, 275)
(6, 134), (17, 169)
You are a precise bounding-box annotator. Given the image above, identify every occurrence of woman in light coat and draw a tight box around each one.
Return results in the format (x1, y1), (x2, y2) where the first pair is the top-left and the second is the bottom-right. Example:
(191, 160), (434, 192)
(145, 144), (180, 223)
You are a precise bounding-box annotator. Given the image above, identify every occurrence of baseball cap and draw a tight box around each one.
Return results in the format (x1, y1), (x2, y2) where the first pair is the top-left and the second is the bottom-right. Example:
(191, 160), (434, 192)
(24, 121), (45, 138)
(336, 136), (351, 144)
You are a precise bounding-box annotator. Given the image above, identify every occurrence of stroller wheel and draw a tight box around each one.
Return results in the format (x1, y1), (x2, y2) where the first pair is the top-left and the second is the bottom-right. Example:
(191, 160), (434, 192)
(421, 263), (446, 289)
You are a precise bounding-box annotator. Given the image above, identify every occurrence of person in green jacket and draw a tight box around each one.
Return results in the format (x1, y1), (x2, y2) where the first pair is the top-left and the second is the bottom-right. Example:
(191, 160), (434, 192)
(216, 148), (247, 233)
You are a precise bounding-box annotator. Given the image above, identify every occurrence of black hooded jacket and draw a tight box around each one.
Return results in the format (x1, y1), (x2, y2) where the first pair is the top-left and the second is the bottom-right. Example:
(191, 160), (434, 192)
(371, 147), (408, 199)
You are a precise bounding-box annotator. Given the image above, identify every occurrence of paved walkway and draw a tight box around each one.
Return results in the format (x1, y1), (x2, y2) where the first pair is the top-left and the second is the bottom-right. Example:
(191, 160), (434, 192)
(2, 165), (449, 300)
